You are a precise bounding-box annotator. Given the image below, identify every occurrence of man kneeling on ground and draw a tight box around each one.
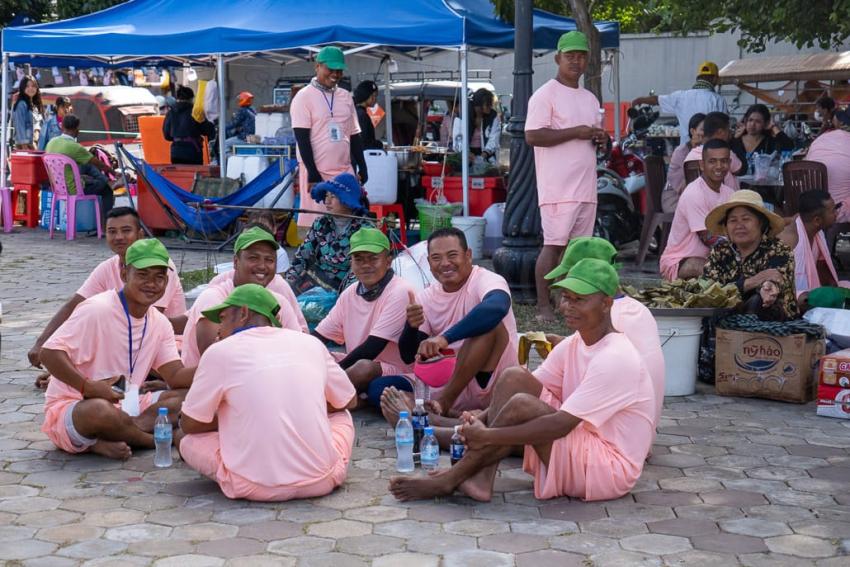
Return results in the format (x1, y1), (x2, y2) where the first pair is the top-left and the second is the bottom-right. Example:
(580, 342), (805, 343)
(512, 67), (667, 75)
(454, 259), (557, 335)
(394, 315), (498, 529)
(313, 228), (415, 406)
(390, 259), (655, 502)
(381, 227), (518, 421)
(40, 239), (195, 460)
(177, 284), (357, 501)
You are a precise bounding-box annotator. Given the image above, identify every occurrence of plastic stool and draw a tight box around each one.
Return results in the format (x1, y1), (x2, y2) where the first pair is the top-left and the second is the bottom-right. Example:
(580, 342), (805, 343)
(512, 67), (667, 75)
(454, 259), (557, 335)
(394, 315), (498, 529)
(0, 188), (12, 233)
(11, 183), (41, 228)
(370, 204), (407, 249)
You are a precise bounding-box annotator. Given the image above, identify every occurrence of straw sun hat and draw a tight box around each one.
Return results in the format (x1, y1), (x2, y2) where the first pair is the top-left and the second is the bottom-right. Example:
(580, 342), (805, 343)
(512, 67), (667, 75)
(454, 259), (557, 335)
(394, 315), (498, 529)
(705, 190), (785, 238)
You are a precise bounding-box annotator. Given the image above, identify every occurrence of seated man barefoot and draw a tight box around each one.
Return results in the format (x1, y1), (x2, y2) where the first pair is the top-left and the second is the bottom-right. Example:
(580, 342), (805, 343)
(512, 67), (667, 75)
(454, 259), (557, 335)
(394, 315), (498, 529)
(390, 259), (655, 503)
(660, 139), (736, 280)
(29, 207), (187, 385)
(382, 227), (519, 420)
(177, 284), (357, 501)
(313, 228), (415, 406)
(544, 237), (665, 427)
(40, 239), (195, 460)
(182, 227), (306, 367)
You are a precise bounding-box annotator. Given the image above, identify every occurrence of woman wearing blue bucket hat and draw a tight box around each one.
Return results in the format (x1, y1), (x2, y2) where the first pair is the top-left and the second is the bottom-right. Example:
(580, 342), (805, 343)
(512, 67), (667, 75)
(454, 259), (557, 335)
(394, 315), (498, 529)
(285, 173), (374, 294)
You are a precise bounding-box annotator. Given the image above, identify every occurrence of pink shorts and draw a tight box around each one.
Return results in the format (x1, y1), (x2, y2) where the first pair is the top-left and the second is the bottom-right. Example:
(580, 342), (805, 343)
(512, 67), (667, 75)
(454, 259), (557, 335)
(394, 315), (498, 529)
(429, 365), (503, 413)
(42, 392), (161, 454)
(522, 388), (635, 501)
(179, 411), (355, 501)
(540, 202), (596, 246)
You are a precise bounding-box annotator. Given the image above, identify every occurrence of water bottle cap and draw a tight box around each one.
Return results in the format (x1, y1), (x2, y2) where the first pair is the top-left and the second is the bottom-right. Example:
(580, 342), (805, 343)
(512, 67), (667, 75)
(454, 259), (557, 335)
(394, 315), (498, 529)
(415, 398), (424, 405)
(158, 407), (168, 415)
(399, 411), (409, 419)
(424, 426), (434, 435)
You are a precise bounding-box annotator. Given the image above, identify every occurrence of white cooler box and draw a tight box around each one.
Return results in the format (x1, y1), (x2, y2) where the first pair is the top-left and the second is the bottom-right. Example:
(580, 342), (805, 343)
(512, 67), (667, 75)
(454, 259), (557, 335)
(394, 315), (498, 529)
(364, 149), (398, 205)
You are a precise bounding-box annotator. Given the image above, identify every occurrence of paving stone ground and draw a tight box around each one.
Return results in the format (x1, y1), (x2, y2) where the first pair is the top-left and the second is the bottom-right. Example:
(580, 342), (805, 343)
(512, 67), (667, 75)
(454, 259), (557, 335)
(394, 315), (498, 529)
(1, 229), (849, 566)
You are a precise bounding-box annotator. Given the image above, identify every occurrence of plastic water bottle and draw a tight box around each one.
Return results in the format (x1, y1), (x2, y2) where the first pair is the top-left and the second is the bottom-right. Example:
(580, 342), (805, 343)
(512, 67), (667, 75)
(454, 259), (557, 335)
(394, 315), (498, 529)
(450, 425), (465, 465)
(153, 408), (172, 468)
(595, 107), (605, 129)
(420, 427), (440, 472)
(395, 411), (415, 473)
(411, 398), (428, 461)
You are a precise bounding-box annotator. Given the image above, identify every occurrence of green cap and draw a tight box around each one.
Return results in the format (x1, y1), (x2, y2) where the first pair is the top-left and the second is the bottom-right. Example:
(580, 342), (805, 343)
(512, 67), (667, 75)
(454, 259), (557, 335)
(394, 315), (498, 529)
(234, 226), (279, 253)
(124, 238), (171, 270)
(552, 258), (619, 297)
(557, 31), (589, 53)
(349, 227), (390, 255)
(316, 46), (346, 70)
(202, 283), (282, 328)
(807, 287), (850, 309)
(544, 237), (617, 281)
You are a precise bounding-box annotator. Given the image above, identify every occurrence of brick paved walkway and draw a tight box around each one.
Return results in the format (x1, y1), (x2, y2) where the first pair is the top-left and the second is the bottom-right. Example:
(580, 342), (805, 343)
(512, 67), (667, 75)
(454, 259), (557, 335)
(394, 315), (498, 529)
(1, 229), (848, 566)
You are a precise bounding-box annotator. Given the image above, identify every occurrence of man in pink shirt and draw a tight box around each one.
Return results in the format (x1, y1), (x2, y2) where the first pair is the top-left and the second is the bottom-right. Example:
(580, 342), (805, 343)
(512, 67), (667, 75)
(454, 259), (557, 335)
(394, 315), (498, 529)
(40, 239), (196, 460)
(291, 46), (367, 228)
(29, 207), (187, 377)
(182, 227), (306, 367)
(660, 139), (736, 280)
(177, 284), (357, 501)
(525, 31), (607, 322)
(314, 228), (414, 406)
(390, 259), (655, 502)
(807, 111), (850, 221)
(683, 112), (743, 189)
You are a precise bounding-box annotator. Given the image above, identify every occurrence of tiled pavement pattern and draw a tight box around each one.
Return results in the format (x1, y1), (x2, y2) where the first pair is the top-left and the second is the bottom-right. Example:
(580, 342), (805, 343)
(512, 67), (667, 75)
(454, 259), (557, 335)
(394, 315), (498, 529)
(1, 229), (849, 566)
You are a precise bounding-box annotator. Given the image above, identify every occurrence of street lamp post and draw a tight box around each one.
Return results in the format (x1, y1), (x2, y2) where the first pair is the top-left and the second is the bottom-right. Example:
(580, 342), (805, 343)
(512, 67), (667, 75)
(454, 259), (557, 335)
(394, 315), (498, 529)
(492, 0), (539, 303)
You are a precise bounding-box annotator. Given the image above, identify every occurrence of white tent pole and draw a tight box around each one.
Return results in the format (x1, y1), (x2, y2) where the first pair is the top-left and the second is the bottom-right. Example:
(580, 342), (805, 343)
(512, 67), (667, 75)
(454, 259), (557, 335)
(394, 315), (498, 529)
(384, 57), (393, 147)
(217, 54), (226, 177)
(613, 49), (621, 142)
(1, 53), (8, 193)
(460, 43), (469, 217)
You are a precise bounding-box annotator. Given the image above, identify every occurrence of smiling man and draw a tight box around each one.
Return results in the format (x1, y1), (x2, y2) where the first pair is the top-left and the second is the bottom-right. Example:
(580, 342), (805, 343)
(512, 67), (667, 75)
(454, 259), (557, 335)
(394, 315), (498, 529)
(291, 45), (367, 228)
(40, 239), (195, 461)
(389, 259), (655, 503)
(660, 138), (736, 280)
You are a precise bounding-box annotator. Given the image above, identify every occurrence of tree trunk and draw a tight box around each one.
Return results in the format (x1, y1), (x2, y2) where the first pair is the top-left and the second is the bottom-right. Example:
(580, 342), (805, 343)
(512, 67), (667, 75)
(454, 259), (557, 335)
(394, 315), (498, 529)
(565, 0), (602, 102)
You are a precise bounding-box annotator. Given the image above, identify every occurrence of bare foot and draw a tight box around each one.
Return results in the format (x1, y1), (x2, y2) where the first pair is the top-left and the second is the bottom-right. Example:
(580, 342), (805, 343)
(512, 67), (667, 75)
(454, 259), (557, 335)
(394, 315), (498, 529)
(457, 463), (497, 502)
(389, 474), (454, 501)
(90, 440), (132, 460)
(34, 372), (50, 390)
(380, 387), (413, 427)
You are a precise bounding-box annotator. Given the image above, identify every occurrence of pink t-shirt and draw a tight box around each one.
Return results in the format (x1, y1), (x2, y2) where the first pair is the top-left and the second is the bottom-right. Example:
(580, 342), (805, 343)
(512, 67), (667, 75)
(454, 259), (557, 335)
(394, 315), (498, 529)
(43, 290), (180, 407)
(181, 277), (304, 367)
(182, 327), (356, 487)
(417, 266), (519, 387)
(659, 177), (735, 280)
(208, 271), (307, 332)
(316, 275), (413, 373)
(76, 255), (186, 317)
(531, 332), (655, 496)
(684, 145), (742, 190)
(807, 130), (850, 222)
(291, 83), (360, 227)
(526, 79), (600, 205)
(612, 296), (665, 426)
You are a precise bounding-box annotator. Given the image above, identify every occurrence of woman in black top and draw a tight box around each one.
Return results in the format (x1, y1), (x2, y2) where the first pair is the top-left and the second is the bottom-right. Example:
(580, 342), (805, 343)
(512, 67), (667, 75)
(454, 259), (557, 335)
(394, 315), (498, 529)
(353, 81), (383, 150)
(730, 104), (794, 175)
(163, 86), (217, 165)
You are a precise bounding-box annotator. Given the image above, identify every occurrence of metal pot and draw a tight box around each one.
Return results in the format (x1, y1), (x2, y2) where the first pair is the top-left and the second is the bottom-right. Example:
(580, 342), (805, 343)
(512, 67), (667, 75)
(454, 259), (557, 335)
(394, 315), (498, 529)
(388, 146), (422, 169)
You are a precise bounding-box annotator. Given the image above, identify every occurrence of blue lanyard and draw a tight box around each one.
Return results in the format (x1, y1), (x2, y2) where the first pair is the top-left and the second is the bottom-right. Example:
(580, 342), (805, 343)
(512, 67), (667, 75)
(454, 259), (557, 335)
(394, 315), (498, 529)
(232, 325), (256, 335)
(118, 289), (148, 378)
(316, 84), (335, 117)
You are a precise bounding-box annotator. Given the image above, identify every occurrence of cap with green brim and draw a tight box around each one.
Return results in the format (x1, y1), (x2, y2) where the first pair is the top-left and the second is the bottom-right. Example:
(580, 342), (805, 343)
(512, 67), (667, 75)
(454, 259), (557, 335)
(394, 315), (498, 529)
(557, 31), (589, 53)
(234, 226), (279, 253)
(125, 238), (172, 270)
(544, 237), (617, 281)
(202, 283), (282, 328)
(316, 46), (346, 70)
(552, 258), (619, 297)
(349, 227), (390, 255)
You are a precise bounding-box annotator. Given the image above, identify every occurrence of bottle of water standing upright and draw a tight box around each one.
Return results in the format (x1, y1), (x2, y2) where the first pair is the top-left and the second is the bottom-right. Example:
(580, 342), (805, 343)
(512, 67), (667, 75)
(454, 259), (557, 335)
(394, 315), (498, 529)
(420, 426), (440, 472)
(450, 425), (465, 465)
(153, 407), (172, 468)
(395, 411), (415, 473)
(411, 398), (428, 461)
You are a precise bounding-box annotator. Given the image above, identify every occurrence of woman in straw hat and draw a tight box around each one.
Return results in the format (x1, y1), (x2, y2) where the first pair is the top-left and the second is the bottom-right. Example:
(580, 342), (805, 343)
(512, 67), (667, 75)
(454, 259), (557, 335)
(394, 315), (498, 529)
(703, 190), (798, 319)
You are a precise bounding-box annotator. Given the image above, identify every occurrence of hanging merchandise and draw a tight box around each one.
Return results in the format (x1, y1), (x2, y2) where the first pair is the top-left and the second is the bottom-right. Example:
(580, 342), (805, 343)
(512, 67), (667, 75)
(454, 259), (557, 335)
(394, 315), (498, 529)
(79, 70), (89, 86)
(51, 66), (64, 85)
(204, 79), (220, 122)
(160, 69), (171, 91)
(186, 67), (198, 82)
(192, 80), (208, 123)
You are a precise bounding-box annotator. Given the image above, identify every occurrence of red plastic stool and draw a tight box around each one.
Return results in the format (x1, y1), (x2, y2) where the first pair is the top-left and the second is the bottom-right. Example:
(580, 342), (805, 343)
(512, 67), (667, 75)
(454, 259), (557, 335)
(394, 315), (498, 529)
(11, 183), (41, 228)
(370, 204), (407, 249)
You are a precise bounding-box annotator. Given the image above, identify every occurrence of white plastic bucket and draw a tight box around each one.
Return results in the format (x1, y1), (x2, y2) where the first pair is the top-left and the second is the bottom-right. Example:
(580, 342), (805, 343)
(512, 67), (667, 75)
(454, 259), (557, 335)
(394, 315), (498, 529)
(656, 315), (703, 396)
(482, 202), (505, 257)
(451, 216), (486, 260)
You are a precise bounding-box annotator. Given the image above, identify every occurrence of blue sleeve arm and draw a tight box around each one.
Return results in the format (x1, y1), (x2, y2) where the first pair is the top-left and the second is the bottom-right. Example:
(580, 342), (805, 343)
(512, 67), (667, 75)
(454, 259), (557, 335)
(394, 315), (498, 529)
(441, 290), (511, 344)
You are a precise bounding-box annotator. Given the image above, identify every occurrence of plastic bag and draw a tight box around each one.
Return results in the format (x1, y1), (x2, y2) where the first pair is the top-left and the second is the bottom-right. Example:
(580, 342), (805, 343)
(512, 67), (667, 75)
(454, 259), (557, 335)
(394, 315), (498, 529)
(297, 287), (339, 327)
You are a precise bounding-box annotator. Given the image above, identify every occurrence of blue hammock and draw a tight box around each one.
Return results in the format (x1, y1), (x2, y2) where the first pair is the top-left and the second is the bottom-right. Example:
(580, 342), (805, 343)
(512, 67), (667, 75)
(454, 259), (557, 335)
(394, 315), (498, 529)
(126, 153), (297, 234)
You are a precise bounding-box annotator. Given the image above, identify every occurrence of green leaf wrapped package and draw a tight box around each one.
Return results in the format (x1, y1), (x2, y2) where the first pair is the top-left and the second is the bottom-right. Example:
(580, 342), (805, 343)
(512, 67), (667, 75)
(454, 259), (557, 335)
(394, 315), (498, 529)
(622, 278), (741, 309)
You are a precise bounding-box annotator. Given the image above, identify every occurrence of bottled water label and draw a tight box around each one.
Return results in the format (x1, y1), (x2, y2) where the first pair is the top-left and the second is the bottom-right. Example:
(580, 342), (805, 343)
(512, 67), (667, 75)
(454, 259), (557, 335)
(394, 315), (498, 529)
(154, 424), (172, 443)
(451, 442), (465, 462)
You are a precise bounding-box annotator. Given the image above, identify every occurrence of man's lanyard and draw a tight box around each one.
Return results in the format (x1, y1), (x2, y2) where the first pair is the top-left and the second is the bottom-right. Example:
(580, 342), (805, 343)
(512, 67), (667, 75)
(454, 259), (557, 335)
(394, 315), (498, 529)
(118, 289), (148, 378)
(232, 325), (256, 335)
(313, 82), (335, 117)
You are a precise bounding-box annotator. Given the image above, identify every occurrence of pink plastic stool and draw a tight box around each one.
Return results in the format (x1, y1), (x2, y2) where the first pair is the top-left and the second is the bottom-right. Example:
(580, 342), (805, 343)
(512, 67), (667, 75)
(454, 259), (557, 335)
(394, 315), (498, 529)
(0, 188), (12, 233)
(41, 153), (103, 241)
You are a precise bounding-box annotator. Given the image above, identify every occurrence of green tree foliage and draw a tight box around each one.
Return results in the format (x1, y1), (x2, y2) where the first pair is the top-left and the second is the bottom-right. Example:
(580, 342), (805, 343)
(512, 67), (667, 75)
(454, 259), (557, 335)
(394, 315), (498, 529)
(54, 0), (125, 21)
(2, 0), (124, 28)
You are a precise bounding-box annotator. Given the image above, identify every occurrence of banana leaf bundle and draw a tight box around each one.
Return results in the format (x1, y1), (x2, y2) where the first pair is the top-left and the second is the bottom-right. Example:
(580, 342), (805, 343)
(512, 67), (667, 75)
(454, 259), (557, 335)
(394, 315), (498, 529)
(622, 278), (741, 309)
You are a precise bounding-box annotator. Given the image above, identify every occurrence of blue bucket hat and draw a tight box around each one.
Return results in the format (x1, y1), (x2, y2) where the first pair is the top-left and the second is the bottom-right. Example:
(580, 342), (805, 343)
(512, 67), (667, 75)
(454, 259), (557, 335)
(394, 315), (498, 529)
(311, 173), (366, 214)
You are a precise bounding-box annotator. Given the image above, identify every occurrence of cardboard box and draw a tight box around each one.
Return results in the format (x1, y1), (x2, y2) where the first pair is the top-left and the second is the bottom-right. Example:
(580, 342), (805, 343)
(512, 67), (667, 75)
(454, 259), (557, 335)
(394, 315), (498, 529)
(715, 329), (824, 403)
(816, 348), (850, 419)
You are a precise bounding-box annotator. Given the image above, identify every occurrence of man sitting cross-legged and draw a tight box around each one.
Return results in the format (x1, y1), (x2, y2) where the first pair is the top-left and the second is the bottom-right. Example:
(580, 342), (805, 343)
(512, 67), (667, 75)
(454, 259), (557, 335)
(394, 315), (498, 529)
(40, 239), (196, 460)
(313, 228), (415, 406)
(390, 259), (655, 503)
(381, 227), (518, 421)
(177, 284), (357, 501)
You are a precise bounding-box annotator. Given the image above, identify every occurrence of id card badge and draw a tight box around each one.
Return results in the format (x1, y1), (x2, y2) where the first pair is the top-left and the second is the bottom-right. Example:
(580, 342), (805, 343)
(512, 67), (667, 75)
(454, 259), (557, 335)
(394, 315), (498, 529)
(329, 122), (342, 142)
